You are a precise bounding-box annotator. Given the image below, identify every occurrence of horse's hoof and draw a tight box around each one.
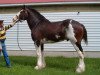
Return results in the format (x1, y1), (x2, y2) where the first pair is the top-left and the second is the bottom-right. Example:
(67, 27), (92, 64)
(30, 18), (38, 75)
(34, 66), (40, 70)
(76, 67), (85, 73)
(34, 65), (46, 70)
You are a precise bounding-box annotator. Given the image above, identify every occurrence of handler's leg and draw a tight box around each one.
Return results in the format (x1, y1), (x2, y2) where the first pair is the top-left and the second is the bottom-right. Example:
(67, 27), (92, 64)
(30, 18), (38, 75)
(0, 48), (2, 62)
(0, 48), (2, 56)
(1, 39), (11, 68)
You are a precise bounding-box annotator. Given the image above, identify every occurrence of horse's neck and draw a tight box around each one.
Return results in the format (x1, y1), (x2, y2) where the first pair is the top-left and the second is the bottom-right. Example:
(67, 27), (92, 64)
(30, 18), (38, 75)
(26, 20), (35, 30)
(26, 13), (37, 30)
(27, 12), (50, 30)
(27, 19), (50, 30)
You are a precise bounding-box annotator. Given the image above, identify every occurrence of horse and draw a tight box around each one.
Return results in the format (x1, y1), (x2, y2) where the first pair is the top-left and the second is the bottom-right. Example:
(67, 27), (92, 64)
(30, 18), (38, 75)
(12, 6), (88, 73)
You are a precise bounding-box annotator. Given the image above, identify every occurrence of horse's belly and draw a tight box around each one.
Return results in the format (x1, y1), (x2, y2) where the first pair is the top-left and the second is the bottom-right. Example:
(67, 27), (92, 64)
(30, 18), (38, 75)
(45, 40), (57, 43)
(42, 40), (64, 44)
(41, 37), (64, 44)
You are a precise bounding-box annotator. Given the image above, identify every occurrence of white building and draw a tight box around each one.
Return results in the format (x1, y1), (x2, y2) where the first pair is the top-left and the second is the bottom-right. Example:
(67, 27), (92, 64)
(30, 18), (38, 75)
(0, 0), (100, 51)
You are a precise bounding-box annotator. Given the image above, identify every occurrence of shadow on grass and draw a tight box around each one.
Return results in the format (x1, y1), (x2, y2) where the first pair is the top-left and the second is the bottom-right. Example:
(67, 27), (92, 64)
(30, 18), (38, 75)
(10, 56), (78, 71)
(10, 56), (37, 66)
(46, 57), (78, 71)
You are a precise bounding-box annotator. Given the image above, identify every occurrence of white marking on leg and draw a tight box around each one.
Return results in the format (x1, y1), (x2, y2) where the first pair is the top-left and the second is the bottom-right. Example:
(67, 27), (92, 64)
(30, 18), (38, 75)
(71, 42), (85, 73)
(76, 50), (85, 73)
(34, 44), (44, 70)
(41, 50), (46, 68)
(66, 20), (77, 43)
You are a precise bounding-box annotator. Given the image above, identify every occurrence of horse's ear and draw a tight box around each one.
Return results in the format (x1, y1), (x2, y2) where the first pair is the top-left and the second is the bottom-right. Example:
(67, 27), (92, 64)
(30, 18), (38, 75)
(22, 5), (26, 10)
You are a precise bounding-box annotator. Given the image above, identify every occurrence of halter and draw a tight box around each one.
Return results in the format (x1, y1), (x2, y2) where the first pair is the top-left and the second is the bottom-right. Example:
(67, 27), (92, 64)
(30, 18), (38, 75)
(13, 15), (23, 51)
(13, 9), (28, 23)
(15, 15), (24, 22)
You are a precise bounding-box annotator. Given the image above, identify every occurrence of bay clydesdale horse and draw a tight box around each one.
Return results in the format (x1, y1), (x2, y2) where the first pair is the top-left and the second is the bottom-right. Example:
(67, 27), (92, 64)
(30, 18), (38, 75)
(12, 6), (88, 73)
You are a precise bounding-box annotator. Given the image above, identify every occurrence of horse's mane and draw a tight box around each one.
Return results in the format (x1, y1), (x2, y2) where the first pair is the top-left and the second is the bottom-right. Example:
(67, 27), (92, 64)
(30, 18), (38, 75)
(27, 7), (50, 22)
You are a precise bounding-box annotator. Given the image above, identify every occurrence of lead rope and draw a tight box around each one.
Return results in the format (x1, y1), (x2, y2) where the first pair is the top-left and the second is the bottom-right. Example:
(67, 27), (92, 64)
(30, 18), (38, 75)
(17, 22), (23, 51)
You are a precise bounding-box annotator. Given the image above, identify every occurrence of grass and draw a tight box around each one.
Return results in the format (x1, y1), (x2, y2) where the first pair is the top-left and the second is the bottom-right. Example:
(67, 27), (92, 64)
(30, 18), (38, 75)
(0, 56), (100, 75)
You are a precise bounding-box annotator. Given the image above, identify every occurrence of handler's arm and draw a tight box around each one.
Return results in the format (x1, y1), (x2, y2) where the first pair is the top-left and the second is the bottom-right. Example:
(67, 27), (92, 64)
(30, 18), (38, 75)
(5, 22), (16, 31)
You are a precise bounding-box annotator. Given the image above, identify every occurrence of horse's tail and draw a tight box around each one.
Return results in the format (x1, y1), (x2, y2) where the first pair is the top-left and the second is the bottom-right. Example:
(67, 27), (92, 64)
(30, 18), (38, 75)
(82, 25), (88, 45)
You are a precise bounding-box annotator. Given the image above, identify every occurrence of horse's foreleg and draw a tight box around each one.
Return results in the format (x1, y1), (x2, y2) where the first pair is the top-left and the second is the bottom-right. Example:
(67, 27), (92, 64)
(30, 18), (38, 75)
(34, 43), (45, 70)
(41, 44), (46, 68)
(71, 41), (85, 73)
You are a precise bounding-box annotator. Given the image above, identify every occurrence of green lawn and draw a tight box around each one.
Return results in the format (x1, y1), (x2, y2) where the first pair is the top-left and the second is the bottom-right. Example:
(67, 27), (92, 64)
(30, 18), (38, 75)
(0, 56), (100, 75)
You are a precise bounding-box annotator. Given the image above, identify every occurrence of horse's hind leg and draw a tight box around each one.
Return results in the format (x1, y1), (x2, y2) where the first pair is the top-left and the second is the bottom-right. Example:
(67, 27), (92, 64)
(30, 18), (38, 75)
(34, 42), (45, 70)
(71, 41), (85, 73)
(66, 22), (85, 73)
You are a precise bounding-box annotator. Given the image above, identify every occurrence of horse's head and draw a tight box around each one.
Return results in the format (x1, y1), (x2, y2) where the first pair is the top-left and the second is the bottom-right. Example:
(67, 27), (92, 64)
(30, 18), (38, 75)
(13, 6), (28, 23)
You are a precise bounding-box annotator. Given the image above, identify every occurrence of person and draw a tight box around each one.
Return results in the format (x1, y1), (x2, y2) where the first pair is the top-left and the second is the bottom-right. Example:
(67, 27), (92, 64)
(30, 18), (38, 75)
(0, 20), (15, 68)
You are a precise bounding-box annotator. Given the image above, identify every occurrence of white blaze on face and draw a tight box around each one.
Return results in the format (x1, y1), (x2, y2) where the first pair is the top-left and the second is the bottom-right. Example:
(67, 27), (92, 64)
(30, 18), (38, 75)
(12, 15), (18, 22)
(16, 9), (24, 16)
(12, 10), (22, 22)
